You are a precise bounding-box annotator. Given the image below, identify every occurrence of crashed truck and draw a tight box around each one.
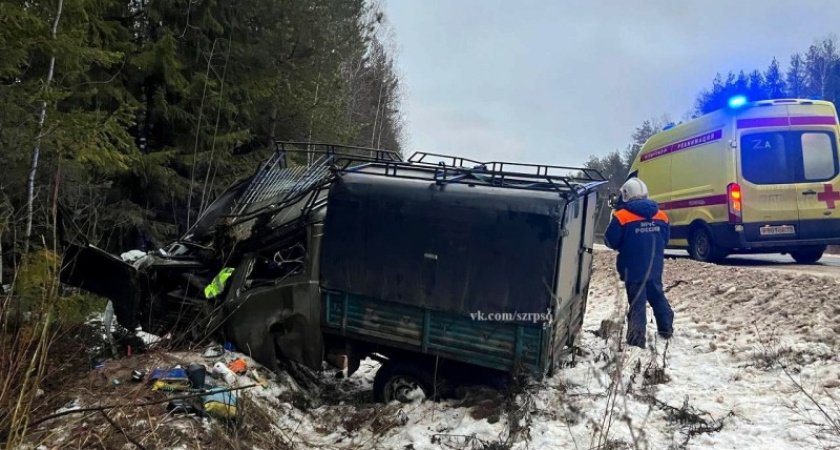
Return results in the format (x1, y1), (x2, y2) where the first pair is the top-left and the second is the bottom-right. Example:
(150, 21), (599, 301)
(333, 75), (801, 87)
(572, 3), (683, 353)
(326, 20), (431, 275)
(60, 143), (606, 403)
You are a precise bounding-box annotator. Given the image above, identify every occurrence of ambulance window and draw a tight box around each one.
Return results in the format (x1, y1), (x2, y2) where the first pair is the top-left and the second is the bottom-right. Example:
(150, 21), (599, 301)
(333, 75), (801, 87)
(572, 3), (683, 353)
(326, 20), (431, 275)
(801, 133), (836, 181)
(740, 132), (793, 184)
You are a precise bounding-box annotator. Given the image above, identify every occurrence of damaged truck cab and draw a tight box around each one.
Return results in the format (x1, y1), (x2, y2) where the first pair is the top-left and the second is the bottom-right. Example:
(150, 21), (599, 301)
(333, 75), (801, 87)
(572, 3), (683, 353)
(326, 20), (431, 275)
(60, 143), (606, 403)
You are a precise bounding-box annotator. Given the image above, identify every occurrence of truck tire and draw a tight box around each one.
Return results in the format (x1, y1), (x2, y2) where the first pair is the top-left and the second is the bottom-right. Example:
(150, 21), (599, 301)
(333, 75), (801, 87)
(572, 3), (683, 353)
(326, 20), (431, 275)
(373, 361), (435, 404)
(688, 226), (726, 263)
(790, 246), (825, 264)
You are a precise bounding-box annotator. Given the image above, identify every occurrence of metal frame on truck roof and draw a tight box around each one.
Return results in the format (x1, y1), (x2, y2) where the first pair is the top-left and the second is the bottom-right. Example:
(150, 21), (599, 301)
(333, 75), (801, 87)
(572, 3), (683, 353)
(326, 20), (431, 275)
(224, 141), (607, 227)
(338, 151), (607, 198)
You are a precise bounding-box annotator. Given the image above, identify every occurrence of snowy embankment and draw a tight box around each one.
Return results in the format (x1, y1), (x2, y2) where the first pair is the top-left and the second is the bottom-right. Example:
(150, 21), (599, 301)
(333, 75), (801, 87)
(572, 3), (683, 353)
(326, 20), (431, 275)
(20, 250), (840, 450)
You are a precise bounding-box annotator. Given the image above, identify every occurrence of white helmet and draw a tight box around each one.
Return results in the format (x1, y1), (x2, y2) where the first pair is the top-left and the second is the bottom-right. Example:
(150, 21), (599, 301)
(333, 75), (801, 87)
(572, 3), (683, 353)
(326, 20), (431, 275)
(620, 178), (648, 202)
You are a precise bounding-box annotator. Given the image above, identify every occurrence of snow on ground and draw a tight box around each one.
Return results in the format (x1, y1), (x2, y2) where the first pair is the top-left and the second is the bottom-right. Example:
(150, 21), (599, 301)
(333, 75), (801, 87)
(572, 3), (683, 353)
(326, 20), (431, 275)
(312, 250), (840, 450)
(257, 250), (840, 449)
(526, 252), (840, 450)
(22, 249), (840, 450)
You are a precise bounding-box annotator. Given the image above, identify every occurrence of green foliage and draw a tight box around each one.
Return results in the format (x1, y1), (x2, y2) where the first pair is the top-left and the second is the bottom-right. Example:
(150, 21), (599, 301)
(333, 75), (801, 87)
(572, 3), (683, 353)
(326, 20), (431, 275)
(5, 248), (102, 326)
(56, 292), (108, 326)
(11, 247), (105, 325)
(0, 0), (403, 257)
(15, 249), (60, 308)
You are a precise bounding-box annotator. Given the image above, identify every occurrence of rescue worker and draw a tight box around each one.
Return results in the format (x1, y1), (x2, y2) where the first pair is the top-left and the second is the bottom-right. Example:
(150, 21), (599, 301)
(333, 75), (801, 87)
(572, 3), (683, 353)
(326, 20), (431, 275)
(604, 178), (674, 349)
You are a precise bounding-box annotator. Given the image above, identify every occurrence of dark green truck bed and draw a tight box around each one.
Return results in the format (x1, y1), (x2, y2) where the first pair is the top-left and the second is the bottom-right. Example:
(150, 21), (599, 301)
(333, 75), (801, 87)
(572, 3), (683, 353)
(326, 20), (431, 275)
(318, 159), (603, 378)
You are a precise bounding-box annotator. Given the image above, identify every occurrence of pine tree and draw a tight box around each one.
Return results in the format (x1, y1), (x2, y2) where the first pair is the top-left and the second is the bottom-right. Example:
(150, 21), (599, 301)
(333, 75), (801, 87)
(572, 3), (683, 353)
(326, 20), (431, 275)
(623, 118), (667, 165)
(787, 53), (808, 98)
(695, 71), (738, 114)
(586, 116), (668, 233)
(747, 70), (767, 101)
(0, 0), (137, 248)
(694, 73), (723, 115)
(734, 70), (749, 97)
(0, 0), (406, 254)
(764, 57), (787, 99)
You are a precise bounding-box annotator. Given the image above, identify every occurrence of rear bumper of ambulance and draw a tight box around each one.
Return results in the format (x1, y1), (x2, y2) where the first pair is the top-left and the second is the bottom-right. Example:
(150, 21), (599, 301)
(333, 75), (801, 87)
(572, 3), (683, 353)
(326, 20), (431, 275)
(711, 221), (840, 251)
(736, 236), (840, 249)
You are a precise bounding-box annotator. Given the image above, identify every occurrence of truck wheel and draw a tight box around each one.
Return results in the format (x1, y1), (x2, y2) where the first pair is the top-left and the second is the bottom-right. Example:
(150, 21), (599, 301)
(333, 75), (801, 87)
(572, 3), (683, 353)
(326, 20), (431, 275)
(688, 227), (725, 262)
(373, 361), (434, 403)
(790, 246), (825, 264)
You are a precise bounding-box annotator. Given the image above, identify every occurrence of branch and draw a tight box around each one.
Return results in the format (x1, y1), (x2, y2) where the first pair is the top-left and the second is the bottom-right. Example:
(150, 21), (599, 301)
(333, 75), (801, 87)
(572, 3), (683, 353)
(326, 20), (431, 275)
(199, 33), (233, 215)
(27, 383), (257, 429)
(186, 38), (223, 229)
(782, 366), (840, 434)
(68, 57), (127, 89)
(100, 410), (150, 450)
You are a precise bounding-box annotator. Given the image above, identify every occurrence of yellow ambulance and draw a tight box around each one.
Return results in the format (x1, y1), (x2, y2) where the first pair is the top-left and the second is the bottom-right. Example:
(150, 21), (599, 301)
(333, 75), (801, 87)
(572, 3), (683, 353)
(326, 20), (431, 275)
(625, 97), (840, 264)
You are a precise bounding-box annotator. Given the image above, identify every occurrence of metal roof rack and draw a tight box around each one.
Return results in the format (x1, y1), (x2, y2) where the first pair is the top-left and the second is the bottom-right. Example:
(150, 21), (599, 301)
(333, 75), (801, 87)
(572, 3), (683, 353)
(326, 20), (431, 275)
(335, 150), (607, 198)
(274, 141), (402, 167)
(194, 142), (605, 237)
(226, 142), (403, 218)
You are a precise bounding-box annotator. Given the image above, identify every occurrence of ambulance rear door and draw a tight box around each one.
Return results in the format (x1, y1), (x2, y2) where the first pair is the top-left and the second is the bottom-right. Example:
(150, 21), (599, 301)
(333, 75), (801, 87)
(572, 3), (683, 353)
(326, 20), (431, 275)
(790, 120), (840, 240)
(736, 119), (801, 241)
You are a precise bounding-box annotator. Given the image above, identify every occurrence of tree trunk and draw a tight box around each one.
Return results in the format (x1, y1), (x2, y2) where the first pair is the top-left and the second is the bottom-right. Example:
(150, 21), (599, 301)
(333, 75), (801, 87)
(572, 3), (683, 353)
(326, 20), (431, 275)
(25, 0), (65, 246)
(52, 145), (63, 250)
(306, 72), (321, 166)
(187, 39), (220, 229)
(200, 36), (232, 215)
(370, 79), (384, 147)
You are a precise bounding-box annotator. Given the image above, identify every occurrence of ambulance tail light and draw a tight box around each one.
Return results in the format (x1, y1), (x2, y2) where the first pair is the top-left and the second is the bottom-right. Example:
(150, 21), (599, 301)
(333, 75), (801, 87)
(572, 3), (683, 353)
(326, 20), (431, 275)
(728, 183), (742, 224)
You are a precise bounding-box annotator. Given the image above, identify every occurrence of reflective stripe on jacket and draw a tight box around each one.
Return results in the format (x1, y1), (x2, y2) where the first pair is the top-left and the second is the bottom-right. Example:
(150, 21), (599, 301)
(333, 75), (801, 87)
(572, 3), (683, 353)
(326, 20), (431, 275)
(604, 199), (669, 283)
(205, 267), (235, 299)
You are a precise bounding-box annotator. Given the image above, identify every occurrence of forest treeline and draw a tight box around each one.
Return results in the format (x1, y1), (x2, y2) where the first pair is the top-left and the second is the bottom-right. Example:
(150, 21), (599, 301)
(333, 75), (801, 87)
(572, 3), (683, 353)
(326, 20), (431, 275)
(0, 0), (404, 271)
(585, 35), (840, 233)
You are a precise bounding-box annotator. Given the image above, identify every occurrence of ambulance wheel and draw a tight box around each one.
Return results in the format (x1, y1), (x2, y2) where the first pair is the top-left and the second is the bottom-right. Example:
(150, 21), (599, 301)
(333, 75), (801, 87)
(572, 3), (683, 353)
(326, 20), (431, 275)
(790, 246), (825, 264)
(688, 226), (725, 262)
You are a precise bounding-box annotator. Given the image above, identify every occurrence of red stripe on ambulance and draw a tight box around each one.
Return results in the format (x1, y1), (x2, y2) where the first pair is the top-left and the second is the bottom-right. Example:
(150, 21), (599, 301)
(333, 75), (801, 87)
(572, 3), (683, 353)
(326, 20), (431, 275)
(737, 116), (837, 129)
(641, 129), (723, 162)
(659, 194), (728, 211)
(736, 117), (789, 128)
(790, 116), (837, 126)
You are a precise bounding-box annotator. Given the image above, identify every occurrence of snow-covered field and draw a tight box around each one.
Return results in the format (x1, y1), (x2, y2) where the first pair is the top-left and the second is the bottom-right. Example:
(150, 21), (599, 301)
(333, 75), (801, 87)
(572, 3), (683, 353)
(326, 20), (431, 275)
(292, 250), (840, 450)
(22, 250), (840, 450)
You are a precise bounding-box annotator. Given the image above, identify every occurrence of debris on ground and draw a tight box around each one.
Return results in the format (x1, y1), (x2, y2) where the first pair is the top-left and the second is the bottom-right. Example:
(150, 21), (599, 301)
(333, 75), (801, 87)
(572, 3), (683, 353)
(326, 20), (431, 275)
(16, 250), (840, 449)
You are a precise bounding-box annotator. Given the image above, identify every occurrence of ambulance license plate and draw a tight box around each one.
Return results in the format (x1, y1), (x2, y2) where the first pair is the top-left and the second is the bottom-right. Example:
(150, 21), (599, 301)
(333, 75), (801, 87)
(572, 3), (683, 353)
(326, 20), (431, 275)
(760, 225), (795, 236)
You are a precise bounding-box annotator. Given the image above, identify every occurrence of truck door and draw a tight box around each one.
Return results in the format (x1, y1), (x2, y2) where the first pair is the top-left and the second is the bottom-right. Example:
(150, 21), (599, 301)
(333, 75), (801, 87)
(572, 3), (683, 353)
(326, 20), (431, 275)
(223, 227), (324, 371)
(737, 130), (801, 241)
(59, 243), (140, 330)
(794, 130), (840, 240)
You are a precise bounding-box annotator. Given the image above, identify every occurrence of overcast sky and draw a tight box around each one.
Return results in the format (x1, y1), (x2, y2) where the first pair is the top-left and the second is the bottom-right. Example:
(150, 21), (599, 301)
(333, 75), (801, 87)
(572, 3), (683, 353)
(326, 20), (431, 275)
(386, 0), (840, 168)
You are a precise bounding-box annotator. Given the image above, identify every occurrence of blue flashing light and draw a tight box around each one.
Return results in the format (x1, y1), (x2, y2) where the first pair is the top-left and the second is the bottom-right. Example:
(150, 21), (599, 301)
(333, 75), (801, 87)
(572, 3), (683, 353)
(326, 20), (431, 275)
(809, 95), (823, 101)
(663, 123), (676, 130)
(728, 95), (748, 108)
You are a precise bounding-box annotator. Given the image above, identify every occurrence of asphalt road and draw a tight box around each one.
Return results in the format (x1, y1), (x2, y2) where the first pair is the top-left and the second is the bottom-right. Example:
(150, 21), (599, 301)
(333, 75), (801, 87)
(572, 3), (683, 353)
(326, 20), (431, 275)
(664, 249), (840, 277)
(594, 243), (840, 277)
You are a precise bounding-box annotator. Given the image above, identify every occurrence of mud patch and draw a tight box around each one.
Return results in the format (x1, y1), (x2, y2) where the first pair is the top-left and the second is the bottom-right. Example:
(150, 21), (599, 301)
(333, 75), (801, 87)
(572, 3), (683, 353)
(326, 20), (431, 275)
(455, 386), (506, 424)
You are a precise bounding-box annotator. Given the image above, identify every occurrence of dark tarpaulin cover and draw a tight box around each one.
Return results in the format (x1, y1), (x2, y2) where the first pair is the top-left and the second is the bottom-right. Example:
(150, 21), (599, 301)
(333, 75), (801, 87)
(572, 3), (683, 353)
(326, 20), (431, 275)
(319, 171), (568, 316)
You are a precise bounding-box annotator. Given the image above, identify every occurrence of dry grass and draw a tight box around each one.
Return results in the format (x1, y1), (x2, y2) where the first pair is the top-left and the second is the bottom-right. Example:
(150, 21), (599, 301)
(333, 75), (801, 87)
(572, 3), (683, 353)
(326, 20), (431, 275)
(750, 326), (840, 447)
(578, 255), (734, 450)
(1, 245), (64, 449)
(17, 350), (291, 450)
